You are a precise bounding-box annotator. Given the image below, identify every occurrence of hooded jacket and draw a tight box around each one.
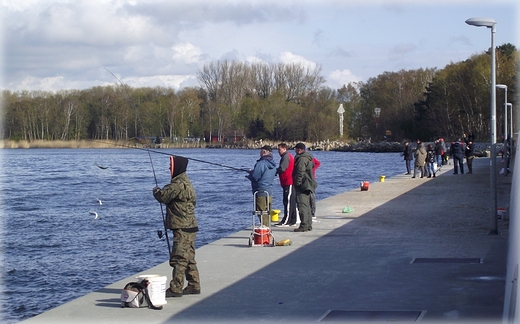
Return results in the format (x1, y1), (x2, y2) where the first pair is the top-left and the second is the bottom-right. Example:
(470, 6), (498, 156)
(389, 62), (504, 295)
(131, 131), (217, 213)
(247, 153), (277, 196)
(153, 156), (198, 231)
(293, 151), (317, 193)
(414, 143), (427, 167)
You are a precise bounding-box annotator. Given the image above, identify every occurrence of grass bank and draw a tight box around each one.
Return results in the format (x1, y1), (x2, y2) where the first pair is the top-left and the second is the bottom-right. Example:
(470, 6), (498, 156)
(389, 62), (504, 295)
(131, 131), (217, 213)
(0, 140), (206, 149)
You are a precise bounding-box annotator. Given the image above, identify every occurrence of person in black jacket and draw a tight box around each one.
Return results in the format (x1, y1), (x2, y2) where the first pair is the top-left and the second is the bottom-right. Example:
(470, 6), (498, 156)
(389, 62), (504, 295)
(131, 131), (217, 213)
(403, 141), (413, 175)
(450, 138), (465, 174)
(464, 139), (475, 174)
(426, 144), (436, 178)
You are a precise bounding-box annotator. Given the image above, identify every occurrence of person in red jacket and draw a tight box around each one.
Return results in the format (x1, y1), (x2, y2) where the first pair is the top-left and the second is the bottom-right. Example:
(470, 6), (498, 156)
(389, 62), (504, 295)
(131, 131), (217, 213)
(274, 143), (300, 227)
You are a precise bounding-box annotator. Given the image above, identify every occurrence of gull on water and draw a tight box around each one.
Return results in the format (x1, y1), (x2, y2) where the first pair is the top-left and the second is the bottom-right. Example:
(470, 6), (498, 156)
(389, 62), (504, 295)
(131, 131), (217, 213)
(96, 198), (102, 205)
(89, 211), (98, 219)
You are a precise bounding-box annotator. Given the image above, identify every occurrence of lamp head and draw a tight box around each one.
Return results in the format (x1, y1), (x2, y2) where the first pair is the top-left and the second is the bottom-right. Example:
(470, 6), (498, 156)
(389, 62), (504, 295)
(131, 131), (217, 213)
(465, 17), (496, 28)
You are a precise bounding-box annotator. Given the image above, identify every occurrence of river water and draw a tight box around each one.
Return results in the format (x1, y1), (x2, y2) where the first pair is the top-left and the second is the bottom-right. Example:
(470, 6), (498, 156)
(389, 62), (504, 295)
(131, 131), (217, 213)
(0, 148), (404, 323)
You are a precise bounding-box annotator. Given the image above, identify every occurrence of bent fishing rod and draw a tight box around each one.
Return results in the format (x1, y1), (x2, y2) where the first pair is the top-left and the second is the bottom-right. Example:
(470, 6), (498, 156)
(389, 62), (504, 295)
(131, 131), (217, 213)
(95, 139), (251, 173)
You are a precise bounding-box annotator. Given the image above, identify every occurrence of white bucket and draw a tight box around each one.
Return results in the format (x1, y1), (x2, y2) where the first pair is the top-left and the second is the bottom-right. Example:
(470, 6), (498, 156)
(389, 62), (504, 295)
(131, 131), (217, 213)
(136, 274), (167, 306)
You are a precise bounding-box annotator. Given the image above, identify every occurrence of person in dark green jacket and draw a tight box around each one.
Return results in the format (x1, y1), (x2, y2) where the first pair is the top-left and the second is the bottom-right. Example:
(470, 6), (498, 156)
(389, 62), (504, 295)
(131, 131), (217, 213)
(292, 143), (317, 232)
(153, 155), (200, 298)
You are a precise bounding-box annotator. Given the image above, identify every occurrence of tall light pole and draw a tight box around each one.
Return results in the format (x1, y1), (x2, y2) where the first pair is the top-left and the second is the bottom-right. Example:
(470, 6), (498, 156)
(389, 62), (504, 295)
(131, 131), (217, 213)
(466, 17), (498, 235)
(507, 103), (513, 143)
(507, 103), (514, 162)
(496, 84), (508, 176)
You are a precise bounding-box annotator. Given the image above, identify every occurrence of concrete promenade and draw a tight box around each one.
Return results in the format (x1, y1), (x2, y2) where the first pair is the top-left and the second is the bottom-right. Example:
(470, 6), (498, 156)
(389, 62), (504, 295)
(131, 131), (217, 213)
(23, 157), (511, 324)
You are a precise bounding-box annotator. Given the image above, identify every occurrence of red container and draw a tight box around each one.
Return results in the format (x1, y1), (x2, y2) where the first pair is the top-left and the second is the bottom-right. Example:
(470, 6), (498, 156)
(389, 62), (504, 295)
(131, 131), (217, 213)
(254, 227), (271, 245)
(360, 181), (370, 191)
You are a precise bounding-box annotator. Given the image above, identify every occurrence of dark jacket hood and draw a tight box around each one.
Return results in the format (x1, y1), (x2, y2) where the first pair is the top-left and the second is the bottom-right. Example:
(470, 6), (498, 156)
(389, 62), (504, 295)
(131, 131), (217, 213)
(171, 155), (189, 178)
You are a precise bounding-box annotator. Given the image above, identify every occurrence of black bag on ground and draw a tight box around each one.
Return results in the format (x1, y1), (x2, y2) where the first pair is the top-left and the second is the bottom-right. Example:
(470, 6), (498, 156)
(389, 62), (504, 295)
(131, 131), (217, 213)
(120, 279), (163, 310)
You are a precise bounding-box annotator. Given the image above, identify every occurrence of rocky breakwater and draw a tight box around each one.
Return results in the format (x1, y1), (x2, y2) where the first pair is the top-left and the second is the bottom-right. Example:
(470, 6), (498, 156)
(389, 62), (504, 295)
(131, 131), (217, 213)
(228, 139), (492, 156)
(243, 140), (404, 152)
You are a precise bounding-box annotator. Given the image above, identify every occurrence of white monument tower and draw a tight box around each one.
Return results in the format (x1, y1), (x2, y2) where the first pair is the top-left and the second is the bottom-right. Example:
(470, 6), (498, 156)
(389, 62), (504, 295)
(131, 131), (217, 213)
(337, 104), (345, 137)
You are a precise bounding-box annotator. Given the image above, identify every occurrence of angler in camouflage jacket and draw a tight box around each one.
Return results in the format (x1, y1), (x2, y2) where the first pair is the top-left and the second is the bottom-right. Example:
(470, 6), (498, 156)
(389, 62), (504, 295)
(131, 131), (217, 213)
(153, 155), (200, 297)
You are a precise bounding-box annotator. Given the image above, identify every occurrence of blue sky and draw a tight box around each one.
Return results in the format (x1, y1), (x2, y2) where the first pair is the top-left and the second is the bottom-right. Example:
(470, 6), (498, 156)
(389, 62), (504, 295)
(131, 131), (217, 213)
(1, 0), (518, 92)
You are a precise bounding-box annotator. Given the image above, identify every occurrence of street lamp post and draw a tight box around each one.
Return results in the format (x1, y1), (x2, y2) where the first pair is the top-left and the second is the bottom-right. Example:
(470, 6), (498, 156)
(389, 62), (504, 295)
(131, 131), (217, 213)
(497, 84), (508, 176)
(507, 103), (513, 144)
(466, 17), (498, 235)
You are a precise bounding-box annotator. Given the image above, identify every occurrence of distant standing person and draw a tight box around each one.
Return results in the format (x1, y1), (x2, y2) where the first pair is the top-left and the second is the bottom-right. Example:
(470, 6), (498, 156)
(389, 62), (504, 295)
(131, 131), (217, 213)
(152, 156), (201, 297)
(246, 145), (277, 226)
(426, 144), (436, 178)
(403, 141), (413, 175)
(274, 143), (299, 227)
(434, 139), (444, 170)
(450, 138), (465, 174)
(292, 143), (317, 232)
(413, 140), (427, 178)
(310, 156), (321, 220)
(439, 138), (448, 165)
(465, 139), (475, 174)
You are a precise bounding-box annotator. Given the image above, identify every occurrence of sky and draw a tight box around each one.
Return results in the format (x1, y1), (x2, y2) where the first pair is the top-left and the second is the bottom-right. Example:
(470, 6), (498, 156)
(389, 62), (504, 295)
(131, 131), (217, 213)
(0, 0), (519, 93)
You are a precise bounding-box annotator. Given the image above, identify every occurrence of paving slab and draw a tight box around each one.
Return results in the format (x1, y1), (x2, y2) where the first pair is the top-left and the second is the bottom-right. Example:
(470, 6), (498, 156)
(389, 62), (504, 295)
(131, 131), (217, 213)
(22, 157), (510, 324)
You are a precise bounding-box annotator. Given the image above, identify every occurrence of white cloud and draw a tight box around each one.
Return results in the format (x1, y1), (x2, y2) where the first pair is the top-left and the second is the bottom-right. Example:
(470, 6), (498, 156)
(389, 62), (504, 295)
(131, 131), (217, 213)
(1, 0), (517, 93)
(122, 74), (196, 89)
(12, 75), (91, 92)
(172, 43), (203, 64)
(327, 69), (362, 89)
(245, 55), (265, 64)
(279, 51), (317, 69)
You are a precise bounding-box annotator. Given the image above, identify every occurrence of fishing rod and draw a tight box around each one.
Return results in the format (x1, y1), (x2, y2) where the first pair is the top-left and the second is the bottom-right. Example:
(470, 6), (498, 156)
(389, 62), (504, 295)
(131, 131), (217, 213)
(104, 68), (172, 257)
(94, 139), (250, 173)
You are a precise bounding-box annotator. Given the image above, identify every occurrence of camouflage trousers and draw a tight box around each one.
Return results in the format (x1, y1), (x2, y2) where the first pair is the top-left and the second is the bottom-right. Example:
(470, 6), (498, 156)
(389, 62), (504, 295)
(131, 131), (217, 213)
(169, 229), (200, 293)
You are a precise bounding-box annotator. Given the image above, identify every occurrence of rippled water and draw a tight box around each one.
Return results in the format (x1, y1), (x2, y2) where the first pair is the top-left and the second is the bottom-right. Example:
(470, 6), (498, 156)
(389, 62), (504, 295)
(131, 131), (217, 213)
(0, 148), (403, 323)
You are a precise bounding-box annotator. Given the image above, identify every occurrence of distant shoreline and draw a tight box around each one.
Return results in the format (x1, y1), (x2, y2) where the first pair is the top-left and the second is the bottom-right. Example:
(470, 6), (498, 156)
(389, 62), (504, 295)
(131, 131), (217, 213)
(0, 139), (203, 149)
(3, 139), (492, 154)
(0, 139), (404, 152)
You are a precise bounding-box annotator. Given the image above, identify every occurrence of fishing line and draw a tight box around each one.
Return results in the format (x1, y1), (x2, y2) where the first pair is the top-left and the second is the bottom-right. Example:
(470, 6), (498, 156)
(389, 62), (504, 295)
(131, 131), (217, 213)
(94, 139), (250, 173)
(105, 68), (172, 257)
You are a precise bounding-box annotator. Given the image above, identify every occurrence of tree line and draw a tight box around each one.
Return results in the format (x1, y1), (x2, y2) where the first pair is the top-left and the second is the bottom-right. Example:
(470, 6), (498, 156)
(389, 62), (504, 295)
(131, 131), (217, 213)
(1, 43), (517, 144)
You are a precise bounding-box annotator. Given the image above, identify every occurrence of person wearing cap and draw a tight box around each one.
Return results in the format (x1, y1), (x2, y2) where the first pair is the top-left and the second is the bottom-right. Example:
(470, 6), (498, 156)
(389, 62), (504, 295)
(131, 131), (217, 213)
(153, 155), (201, 298)
(292, 143), (317, 232)
(246, 145), (277, 226)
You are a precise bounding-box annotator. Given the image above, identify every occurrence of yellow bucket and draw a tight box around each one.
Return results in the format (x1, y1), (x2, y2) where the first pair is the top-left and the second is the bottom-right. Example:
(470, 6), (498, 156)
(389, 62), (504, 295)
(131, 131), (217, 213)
(270, 209), (281, 222)
(379, 175), (386, 182)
